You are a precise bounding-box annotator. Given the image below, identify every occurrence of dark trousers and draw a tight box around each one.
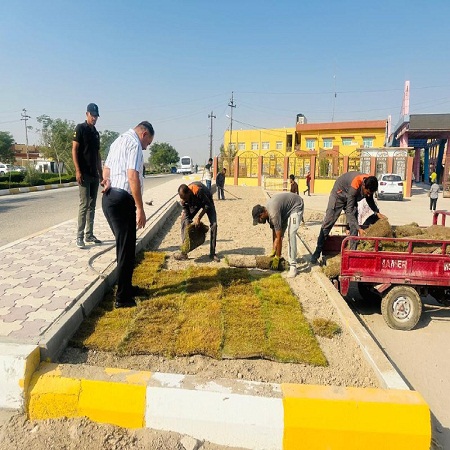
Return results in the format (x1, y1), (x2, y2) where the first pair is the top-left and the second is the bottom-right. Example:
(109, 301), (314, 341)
(181, 205), (217, 256)
(430, 198), (437, 211)
(102, 188), (136, 303)
(304, 181), (310, 196)
(217, 185), (225, 200)
(77, 174), (99, 239)
(312, 193), (358, 259)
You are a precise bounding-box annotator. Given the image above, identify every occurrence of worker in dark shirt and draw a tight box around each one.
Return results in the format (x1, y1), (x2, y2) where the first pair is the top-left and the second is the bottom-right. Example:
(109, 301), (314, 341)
(310, 172), (386, 264)
(289, 174), (299, 194)
(177, 182), (219, 262)
(72, 103), (103, 249)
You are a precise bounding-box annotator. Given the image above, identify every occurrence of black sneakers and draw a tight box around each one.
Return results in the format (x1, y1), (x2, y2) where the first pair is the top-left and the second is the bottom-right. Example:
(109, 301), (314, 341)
(85, 235), (102, 244)
(76, 238), (85, 248)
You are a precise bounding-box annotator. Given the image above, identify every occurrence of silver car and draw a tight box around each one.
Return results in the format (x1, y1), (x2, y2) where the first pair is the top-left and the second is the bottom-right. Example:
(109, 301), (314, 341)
(376, 173), (404, 201)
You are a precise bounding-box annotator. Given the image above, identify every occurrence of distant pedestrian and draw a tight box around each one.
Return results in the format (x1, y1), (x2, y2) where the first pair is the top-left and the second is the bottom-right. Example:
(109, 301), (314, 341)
(430, 170), (437, 184)
(289, 174), (299, 194)
(203, 158), (213, 190)
(72, 103), (103, 249)
(101, 121), (155, 308)
(216, 168), (226, 200)
(303, 171), (311, 196)
(429, 182), (440, 212)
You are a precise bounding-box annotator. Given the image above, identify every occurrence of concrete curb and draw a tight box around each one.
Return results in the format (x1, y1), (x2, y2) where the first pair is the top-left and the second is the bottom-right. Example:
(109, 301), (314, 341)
(311, 269), (410, 390)
(26, 362), (431, 450)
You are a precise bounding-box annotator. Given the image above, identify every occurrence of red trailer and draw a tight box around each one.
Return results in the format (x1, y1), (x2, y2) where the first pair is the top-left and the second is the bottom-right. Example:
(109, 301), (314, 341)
(331, 235), (450, 330)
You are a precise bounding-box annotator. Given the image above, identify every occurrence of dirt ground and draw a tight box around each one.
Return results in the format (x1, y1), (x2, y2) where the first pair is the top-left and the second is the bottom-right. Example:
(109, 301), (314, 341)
(0, 185), (378, 450)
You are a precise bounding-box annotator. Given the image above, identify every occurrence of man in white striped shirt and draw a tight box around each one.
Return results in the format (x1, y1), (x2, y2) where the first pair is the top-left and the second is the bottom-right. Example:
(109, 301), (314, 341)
(101, 121), (154, 308)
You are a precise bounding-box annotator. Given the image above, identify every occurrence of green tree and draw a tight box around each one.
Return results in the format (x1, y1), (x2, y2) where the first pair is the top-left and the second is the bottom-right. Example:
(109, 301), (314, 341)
(219, 143), (236, 172)
(36, 115), (76, 174)
(99, 130), (120, 160)
(149, 142), (179, 171)
(0, 131), (15, 163)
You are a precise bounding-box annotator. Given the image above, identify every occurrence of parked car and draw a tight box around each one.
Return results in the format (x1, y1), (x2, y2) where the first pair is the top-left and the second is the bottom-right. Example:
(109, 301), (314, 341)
(12, 165), (26, 173)
(0, 163), (12, 175)
(376, 173), (404, 201)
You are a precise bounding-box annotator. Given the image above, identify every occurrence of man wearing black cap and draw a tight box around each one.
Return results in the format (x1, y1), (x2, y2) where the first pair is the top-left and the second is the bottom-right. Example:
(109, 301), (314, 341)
(72, 103), (103, 248)
(252, 192), (304, 278)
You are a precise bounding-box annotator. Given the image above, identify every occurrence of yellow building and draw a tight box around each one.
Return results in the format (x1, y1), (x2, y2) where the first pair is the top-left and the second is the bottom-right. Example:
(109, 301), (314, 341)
(223, 119), (387, 159)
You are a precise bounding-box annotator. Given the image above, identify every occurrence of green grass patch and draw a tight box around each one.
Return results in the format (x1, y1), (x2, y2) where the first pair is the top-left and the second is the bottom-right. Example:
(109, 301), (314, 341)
(312, 318), (342, 339)
(71, 251), (327, 366)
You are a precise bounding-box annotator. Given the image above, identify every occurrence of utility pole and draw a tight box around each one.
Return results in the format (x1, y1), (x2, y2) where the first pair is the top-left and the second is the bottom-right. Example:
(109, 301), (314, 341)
(21, 108), (31, 164)
(228, 92), (236, 153)
(208, 111), (216, 160)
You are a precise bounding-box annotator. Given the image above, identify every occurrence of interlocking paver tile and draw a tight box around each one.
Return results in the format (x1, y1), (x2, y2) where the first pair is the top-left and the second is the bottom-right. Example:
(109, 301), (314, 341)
(0, 283), (16, 294)
(2, 305), (33, 322)
(21, 278), (47, 288)
(8, 319), (49, 339)
(64, 279), (96, 290)
(8, 270), (35, 280)
(28, 308), (63, 322)
(0, 294), (22, 307)
(2, 263), (27, 272)
(0, 320), (23, 336)
(30, 286), (59, 298)
(45, 296), (75, 311)
(0, 306), (11, 316)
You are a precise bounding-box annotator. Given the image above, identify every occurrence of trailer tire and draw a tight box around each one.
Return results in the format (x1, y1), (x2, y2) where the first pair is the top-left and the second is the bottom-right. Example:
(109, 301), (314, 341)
(381, 286), (422, 330)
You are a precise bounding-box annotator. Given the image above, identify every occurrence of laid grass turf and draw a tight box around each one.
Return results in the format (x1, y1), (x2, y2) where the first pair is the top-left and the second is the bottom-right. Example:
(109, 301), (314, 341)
(70, 252), (327, 366)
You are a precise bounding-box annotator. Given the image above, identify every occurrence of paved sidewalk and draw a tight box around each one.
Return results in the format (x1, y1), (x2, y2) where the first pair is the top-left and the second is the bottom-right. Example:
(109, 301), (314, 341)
(0, 177), (181, 346)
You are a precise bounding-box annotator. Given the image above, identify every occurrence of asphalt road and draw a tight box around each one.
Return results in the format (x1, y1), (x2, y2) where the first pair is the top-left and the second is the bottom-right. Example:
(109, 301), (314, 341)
(0, 174), (181, 247)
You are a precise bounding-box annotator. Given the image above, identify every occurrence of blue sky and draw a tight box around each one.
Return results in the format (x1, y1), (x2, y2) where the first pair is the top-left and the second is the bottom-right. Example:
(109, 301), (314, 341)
(1, 0), (450, 164)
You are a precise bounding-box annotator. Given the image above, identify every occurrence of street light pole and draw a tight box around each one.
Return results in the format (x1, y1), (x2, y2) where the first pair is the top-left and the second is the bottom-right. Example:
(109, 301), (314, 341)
(21, 108), (31, 165)
(208, 111), (216, 160)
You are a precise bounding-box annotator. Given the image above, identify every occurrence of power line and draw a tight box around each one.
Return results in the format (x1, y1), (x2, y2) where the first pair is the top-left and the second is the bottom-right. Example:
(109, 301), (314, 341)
(21, 109), (31, 163)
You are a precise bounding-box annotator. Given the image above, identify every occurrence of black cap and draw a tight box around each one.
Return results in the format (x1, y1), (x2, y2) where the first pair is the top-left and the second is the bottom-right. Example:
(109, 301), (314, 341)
(252, 204), (265, 225)
(87, 103), (99, 116)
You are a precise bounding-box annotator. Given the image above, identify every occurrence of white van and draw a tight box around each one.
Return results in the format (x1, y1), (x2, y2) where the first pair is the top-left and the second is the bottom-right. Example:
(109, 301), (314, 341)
(177, 156), (194, 174)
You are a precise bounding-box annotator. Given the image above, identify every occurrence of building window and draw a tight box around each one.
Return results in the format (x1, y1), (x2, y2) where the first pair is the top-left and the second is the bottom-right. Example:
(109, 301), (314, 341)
(251, 142), (259, 150)
(323, 138), (333, 148)
(342, 138), (353, 146)
(262, 141), (270, 150)
(306, 139), (315, 150)
(238, 142), (245, 151)
(363, 137), (374, 148)
(276, 141), (283, 150)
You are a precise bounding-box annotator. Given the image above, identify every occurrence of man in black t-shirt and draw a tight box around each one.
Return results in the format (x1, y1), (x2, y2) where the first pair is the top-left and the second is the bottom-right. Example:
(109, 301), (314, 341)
(72, 103), (103, 248)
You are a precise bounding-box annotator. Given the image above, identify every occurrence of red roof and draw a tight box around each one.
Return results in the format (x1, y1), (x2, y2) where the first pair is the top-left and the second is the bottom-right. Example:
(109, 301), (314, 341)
(296, 120), (386, 132)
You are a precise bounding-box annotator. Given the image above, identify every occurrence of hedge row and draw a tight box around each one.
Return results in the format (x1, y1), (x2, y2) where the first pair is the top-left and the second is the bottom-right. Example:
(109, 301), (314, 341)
(0, 174), (76, 190)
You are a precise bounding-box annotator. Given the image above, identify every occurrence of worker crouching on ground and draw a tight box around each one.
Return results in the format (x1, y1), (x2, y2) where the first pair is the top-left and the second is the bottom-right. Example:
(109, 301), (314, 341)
(177, 182), (220, 262)
(252, 192), (304, 278)
(310, 172), (386, 265)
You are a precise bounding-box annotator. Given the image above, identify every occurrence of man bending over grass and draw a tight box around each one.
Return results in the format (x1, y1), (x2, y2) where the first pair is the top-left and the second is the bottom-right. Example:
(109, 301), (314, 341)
(252, 192), (304, 278)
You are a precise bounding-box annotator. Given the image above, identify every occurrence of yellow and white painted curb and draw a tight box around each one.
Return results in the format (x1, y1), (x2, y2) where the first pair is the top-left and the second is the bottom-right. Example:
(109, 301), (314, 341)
(0, 343), (40, 409)
(26, 362), (431, 450)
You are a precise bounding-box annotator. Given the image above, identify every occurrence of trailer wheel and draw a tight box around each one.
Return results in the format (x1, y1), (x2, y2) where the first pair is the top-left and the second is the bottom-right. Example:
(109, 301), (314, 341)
(381, 286), (422, 330)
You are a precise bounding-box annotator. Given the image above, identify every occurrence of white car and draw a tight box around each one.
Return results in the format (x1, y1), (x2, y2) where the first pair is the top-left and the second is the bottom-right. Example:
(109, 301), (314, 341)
(376, 173), (404, 201)
(0, 163), (12, 175)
